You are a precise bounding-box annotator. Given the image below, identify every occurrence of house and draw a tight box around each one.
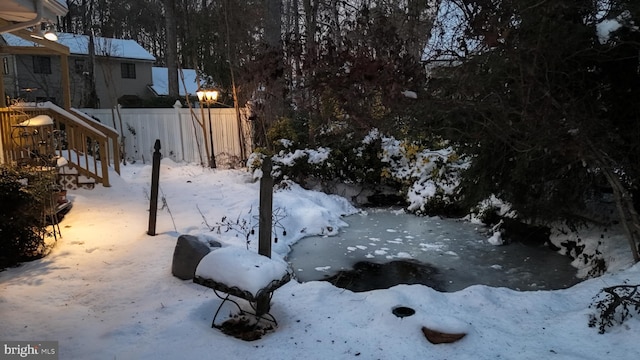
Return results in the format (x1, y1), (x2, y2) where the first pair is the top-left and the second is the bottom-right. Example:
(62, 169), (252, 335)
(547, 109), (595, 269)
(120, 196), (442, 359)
(1, 32), (156, 109)
(1, 0), (121, 188)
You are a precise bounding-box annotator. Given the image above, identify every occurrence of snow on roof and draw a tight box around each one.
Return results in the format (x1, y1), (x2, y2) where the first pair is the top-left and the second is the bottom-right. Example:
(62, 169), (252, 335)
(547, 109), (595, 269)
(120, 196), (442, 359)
(1, 32), (155, 61)
(151, 67), (199, 96)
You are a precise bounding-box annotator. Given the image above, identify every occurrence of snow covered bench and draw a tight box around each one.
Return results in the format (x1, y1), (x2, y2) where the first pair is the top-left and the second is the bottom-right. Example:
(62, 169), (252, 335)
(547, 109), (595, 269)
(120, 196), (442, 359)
(193, 246), (292, 328)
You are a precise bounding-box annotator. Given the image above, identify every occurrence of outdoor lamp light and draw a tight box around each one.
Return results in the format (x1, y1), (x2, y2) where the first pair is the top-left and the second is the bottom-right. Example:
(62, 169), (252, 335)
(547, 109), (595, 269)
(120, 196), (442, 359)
(30, 23), (58, 42)
(43, 29), (58, 41)
(197, 90), (218, 102)
(197, 88), (220, 169)
(205, 90), (218, 102)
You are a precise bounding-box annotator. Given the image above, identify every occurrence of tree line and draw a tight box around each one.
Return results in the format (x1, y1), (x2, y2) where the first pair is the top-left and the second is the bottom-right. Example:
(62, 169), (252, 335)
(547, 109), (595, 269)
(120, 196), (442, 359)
(56, 0), (640, 261)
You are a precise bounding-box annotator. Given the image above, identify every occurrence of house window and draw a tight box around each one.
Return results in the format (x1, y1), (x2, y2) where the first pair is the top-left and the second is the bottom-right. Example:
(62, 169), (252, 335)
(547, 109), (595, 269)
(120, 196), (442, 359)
(2, 57), (8, 75)
(121, 63), (136, 79)
(33, 56), (52, 74)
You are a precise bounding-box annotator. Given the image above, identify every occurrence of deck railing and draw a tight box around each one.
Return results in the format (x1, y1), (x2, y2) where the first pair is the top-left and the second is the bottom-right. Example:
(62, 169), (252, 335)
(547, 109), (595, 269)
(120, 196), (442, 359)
(0, 102), (120, 187)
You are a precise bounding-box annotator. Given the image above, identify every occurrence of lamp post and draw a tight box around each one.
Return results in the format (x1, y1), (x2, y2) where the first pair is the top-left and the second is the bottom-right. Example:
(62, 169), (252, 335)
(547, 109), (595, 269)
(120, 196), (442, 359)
(197, 89), (219, 168)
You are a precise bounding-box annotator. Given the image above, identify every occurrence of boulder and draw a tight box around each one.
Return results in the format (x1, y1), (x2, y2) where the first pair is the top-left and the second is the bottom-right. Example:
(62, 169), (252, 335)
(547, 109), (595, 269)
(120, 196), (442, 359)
(172, 235), (218, 280)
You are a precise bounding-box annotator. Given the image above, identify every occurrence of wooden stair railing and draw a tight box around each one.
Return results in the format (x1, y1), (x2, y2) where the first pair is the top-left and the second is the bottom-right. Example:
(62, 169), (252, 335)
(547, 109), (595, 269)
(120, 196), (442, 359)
(0, 102), (120, 188)
(68, 108), (121, 176)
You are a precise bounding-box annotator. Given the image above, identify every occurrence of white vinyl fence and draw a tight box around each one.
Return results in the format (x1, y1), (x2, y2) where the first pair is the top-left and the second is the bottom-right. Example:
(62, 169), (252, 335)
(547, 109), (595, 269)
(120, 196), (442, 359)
(79, 106), (252, 168)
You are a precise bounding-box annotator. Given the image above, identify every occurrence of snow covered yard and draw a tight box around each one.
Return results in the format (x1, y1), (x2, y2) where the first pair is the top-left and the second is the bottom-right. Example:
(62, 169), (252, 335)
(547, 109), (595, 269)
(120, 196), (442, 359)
(1, 160), (639, 359)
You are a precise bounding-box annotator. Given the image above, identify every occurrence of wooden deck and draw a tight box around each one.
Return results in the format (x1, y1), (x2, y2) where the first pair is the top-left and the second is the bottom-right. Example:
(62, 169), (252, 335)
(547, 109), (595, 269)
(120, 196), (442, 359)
(1, 102), (120, 187)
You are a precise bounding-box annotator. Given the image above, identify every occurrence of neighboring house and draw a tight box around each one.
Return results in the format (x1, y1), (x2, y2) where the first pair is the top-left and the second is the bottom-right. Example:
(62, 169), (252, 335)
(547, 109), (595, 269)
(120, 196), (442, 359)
(1, 0), (123, 188)
(1, 32), (155, 109)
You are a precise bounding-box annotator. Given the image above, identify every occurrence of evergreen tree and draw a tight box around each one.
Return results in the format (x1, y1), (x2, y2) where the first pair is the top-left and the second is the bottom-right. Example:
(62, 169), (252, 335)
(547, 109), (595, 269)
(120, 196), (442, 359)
(421, 0), (640, 260)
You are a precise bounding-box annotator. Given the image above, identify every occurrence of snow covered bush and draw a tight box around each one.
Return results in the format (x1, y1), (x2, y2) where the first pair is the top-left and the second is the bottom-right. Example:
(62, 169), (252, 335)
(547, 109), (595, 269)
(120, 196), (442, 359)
(203, 206), (287, 250)
(589, 283), (640, 334)
(467, 195), (516, 225)
(376, 133), (469, 215)
(248, 129), (470, 215)
(549, 223), (610, 278)
(0, 165), (53, 269)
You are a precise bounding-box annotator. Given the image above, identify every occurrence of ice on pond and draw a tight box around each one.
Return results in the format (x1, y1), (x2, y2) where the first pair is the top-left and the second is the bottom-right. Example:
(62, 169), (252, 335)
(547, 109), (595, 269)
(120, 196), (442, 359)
(288, 209), (579, 292)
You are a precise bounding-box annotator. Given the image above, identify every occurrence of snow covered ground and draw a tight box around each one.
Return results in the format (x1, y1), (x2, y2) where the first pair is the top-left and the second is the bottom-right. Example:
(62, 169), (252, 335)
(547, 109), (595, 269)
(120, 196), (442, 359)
(1, 160), (639, 359)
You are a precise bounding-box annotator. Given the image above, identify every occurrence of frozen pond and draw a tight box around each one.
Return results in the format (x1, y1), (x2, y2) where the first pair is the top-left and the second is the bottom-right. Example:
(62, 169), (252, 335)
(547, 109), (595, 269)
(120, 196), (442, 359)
(287, 209), (580, 292)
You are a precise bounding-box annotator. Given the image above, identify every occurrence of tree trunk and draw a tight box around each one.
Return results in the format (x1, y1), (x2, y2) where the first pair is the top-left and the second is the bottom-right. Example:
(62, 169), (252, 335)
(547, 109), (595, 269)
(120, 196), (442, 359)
(601, 168), (640, 262)
(224, 0), (246, 162)
(85, 31), (99, 108)
(81, 0), (99, 108)
(302, 0), (318, 146)
(162, 0), (179, 98)
(588, 140), (640, 262)
(259, 0), (284, 150)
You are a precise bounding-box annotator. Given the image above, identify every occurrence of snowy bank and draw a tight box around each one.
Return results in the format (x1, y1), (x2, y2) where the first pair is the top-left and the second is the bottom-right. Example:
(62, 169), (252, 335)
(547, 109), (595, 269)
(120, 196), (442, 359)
(0, 161), (638, 359)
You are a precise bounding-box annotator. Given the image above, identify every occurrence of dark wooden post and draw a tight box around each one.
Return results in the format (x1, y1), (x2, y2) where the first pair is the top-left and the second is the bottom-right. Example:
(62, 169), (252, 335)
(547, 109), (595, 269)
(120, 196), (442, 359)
(0, 66), (6, 107)
(258, 157), (273, 258)
(256, 156), (273, 315)
(147, 140), (161, 236)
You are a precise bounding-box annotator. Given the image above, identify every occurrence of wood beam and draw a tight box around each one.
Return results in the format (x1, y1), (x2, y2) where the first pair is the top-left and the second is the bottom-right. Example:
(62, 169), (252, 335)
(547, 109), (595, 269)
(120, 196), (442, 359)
(0, 63), (5, 107)
(11, 29), (70, 55)
(60, 54), (71, 110)
(0, 18), (10, 29)
(0, 46), (61, 55)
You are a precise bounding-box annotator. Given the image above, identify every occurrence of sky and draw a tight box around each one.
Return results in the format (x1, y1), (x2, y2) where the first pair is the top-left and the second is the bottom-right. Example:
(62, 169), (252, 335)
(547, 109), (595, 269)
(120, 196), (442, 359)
(1, 159), (639, 359)
(150, 67), (199, 97)
(424, 1), (628, 61)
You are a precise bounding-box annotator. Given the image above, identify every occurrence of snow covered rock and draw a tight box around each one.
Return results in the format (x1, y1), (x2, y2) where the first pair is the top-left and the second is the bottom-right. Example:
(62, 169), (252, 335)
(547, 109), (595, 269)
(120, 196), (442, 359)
(172, 235), (217, 280)
(487, 231), (504, 246)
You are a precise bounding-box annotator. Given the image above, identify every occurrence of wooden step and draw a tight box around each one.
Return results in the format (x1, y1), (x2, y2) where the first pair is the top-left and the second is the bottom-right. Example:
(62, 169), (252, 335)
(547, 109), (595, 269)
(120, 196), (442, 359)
(57, 165), (95, 189)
